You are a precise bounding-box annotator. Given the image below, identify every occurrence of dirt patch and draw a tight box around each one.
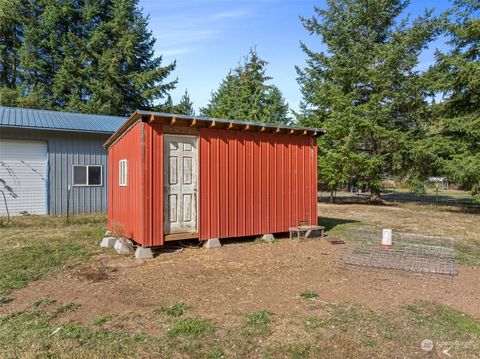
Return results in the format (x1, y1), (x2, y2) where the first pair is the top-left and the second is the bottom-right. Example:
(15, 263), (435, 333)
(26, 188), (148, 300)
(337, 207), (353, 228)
(75, 262), (117, 282)
(1, 234), (479, 336)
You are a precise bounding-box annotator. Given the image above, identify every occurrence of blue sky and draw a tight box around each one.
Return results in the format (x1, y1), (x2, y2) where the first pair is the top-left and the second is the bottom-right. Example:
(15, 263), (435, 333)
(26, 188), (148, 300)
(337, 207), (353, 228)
(139, 0), (453, 113)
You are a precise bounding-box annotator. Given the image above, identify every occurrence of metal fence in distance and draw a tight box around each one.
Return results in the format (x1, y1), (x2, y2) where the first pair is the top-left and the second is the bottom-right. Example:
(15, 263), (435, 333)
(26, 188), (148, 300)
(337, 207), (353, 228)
(318, 190), (480, 209)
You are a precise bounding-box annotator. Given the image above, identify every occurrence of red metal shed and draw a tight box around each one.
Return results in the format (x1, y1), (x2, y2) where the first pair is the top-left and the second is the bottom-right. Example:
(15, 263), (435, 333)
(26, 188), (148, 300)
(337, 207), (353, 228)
(104, 111), (324, 248)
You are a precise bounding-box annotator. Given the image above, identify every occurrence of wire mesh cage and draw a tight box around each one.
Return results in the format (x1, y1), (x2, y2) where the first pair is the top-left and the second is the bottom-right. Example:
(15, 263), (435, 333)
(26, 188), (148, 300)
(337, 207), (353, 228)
(342, 227), (458, 276)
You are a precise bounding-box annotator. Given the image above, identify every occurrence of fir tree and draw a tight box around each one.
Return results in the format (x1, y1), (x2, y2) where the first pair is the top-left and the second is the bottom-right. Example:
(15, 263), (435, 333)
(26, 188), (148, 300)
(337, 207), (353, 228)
(296, 0), (439, 199)
(175, 89), (194, 115)
(201, 49), (290, 124)
(16, 0), (87, 110)
(264, 86), (290, 125)
(154, 89), (195, 115)
(154, 94), (175, 113)
(82, 0), (176, 115)
(1, 0), (176, 115)
(0, 0), (27, 106)
(428, 0), (480, 200)
(201, 71), (239, 119)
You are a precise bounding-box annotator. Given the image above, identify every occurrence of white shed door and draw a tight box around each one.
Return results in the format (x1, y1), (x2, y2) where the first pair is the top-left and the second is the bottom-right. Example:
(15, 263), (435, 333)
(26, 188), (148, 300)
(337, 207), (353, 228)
(163, 135), (198, 234)
(0, 139), (48, 215)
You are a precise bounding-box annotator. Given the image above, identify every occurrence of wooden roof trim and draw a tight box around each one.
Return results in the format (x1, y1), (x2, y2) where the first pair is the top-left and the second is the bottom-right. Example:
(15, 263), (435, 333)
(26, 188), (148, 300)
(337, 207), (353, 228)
(106, 111), (325, 148)
(145, 113), (324, 135)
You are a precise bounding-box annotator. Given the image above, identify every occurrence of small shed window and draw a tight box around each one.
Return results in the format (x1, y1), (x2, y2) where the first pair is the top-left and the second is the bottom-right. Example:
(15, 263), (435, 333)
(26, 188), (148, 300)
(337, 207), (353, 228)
(73, 165), (102, 186)
(119, 159), (128, 186)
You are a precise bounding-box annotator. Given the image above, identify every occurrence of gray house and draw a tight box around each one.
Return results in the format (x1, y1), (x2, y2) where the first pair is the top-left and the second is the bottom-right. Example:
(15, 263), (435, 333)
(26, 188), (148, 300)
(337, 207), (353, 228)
(0, 106), (125, 216)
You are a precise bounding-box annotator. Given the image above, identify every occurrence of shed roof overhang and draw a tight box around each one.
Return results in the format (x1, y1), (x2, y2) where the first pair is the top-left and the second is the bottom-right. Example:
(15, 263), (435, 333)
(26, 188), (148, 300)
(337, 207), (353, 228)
(104, 110), (326, 149)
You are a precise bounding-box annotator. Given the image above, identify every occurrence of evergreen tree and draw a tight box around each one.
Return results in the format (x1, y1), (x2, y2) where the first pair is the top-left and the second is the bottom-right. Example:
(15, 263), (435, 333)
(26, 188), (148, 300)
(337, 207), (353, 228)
(201, 49), (290, 124)
(154, 94), (175, 113)
(202, 71), (239, 118)
(296, 0), (439, 199)
(175, 89), (194, 115)
(264, 85), (290, 124)
(428, 0), (480, 200)
(18, 0), (88, 110)
(154, 89), (195, 115)
(1, 0), (176, 115)
(82, 0), (176, 115)
(0, 0), (27, 106)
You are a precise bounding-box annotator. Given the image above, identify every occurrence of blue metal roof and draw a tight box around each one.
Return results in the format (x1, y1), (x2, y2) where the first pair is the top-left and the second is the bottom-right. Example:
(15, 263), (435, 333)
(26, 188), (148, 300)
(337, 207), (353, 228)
(0, 106), (126, 134)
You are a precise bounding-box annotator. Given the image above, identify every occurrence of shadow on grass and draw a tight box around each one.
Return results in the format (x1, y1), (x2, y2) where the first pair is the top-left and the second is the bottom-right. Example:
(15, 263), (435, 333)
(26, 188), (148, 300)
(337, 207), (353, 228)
(318, 216), (360, 232)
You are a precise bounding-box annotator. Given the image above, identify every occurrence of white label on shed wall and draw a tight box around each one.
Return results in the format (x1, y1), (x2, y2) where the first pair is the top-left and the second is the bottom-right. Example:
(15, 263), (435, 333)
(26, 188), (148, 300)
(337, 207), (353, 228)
(0, 139), (48, 215)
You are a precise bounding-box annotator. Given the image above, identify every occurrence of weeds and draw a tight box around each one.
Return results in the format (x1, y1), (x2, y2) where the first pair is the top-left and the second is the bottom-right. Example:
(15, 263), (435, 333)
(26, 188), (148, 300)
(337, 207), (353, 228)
(154, 302), (190, 317)
(300, 290), (319, 300)
(32, 297), (55, 308)
(403, 301), (480, 339)
(0, 296), (12, 305)
(168, 318), (215, 337)
(92, 315), (113, 326)
(56, 302), (81, 314)
(206, 347), (224, 359)
(304, 316), (326, 331)
(244, 310), (274, 336)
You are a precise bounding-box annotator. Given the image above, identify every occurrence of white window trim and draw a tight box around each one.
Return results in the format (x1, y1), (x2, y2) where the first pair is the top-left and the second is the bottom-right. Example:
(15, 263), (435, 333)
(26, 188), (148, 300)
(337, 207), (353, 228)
(119, 159), (128, 187)
(72, 165), (103, 187)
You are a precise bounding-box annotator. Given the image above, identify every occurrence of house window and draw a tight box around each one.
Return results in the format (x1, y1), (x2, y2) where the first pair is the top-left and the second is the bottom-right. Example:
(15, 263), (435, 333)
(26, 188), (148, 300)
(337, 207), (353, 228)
(73, 165), (103, 186)
(119, 159), (127, 186)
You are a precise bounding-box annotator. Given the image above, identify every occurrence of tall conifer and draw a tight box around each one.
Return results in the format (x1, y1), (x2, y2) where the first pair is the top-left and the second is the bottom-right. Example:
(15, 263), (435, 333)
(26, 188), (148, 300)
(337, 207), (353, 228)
(202, 49), (290, 124)
(296, 0), (439, 199)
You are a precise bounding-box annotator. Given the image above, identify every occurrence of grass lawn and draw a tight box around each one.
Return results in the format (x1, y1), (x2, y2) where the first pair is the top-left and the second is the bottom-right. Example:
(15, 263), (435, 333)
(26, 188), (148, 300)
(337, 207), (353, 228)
(0, 298), (478, 358)
(0, 214), (106, 302)
(0, 206), (479, 358)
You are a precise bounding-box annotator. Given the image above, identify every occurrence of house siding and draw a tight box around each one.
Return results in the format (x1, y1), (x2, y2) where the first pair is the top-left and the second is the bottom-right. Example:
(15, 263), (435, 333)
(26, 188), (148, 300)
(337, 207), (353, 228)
(0, 127), (110, 214)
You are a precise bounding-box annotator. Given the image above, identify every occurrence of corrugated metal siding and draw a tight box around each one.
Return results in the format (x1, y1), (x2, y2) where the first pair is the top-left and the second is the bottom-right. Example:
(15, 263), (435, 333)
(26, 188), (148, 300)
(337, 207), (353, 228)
(143, 123), (164, 247)
(0, 106), (125, 133)
(107, 123), (318, 247)
(198, 128), (317, 240)
(107, 121), (144, 241)
(1, 127), (110, 214)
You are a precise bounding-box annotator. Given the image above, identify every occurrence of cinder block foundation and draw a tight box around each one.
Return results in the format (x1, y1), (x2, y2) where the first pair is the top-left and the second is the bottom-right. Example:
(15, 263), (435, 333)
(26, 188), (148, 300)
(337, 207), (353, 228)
(114, 238), (135, 254)
(100, 237), (116, 248)
(135, 246), (153, 259)
(261, 234), (275, 243)
(204, 238), (221, 249)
